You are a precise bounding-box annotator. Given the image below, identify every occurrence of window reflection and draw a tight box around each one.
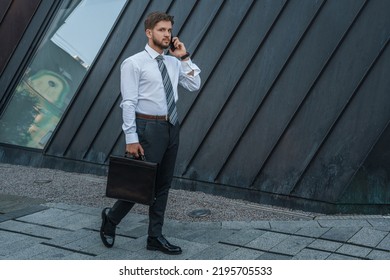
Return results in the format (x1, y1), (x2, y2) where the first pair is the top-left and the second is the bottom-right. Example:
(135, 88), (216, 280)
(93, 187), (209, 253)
(0, 0), (126, 148)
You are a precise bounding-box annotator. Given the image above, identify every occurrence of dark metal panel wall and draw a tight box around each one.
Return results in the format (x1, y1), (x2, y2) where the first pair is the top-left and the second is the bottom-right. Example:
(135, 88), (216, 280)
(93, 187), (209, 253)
(177, 0), (288, 182)
(1, 0), (390, 213)
(294, 39), (390, 203)
(285, 0), (390, 202)
(179, 0), (323, 184)
(255, 0), (367, 195)
(176, 0), (260, 177)
(341, 115), (390, 206)
(176, 0), (249, 119)
(0, 0), (12, 24)
(0, 0), (42, 75)
(174, 0), (389, 212)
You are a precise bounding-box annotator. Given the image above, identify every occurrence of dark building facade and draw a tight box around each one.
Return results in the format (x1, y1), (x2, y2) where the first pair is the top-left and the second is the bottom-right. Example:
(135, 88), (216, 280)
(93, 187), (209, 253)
(1, 0), (389, 214)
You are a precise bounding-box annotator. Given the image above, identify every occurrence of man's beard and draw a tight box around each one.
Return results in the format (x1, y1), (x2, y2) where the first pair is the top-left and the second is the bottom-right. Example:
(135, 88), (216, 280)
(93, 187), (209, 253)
(153, 37), (169, 50)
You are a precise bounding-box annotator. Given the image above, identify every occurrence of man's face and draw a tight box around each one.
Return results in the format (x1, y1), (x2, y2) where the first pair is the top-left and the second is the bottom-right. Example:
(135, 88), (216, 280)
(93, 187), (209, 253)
(147, 20), (172, 50)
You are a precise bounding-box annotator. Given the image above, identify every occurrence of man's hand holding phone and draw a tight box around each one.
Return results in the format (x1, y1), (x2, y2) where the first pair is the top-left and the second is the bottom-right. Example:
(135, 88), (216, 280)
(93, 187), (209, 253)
(169, 36), (189, 60)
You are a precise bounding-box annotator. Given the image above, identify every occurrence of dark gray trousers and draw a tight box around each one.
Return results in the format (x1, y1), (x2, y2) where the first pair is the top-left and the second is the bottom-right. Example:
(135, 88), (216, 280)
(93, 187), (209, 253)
(108, 118), (179, 237)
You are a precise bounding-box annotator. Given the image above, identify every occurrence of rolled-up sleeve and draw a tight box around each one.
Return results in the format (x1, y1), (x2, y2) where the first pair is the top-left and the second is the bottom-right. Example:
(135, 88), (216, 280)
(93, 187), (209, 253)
(179, 59), (201, 91)
(120, 58), (140, 144)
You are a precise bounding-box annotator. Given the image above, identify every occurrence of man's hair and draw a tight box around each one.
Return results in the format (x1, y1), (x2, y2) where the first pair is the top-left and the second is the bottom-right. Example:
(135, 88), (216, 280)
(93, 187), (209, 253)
(144, 11), (174, 30)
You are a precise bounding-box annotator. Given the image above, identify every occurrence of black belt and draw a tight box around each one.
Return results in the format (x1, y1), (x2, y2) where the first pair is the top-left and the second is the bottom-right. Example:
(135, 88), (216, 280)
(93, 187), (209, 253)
(136, 113), (168, 121)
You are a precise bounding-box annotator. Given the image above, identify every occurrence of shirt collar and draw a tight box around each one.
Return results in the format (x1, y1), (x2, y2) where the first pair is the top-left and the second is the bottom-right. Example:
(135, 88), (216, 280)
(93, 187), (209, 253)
(145, 44), (166, 60)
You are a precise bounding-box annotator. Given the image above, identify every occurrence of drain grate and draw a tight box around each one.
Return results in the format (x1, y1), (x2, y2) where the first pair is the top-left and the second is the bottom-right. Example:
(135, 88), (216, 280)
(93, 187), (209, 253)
(187, 209), (211, 218)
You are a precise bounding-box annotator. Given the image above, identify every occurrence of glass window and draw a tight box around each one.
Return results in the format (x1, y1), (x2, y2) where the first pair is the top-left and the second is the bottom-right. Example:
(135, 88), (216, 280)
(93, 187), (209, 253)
(0, 0), (126, 149)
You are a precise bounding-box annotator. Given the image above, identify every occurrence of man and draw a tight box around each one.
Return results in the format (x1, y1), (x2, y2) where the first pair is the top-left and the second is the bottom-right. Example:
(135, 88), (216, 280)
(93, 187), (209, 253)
(100, 12), (201, 255)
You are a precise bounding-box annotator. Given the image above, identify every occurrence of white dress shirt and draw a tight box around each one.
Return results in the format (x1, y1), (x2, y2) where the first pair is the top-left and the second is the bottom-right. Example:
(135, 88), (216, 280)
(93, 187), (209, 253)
(120, 44), (201, 144)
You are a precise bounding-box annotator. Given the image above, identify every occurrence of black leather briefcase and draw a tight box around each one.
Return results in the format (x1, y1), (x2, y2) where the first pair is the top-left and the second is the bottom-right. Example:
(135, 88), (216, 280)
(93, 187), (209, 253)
(106, 155), (158, 205)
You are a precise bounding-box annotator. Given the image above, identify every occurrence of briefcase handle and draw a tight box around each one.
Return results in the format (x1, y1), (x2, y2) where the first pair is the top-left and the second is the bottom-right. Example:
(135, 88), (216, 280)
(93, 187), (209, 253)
(125, 151), (146, 161)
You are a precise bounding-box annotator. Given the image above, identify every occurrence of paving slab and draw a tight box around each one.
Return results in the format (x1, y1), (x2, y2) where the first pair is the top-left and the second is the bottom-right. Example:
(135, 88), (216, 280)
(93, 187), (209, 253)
(220, 229), (267, 246)
(0, 238), (44, 257)
(162, 220), (222, 238)
(223, 247), (265, 260)
(116, 235), (148, 252)
(335, 244), (372, 259)
(0, 214), (12, 223)
(307, 239), (343, 252)
(0, 219), (36, 232)
(118, 212), (149, 226)
(33, 243), (95, 260)
(111, 216), (147, 231)
(83, 242), (114, 256)
(292, 248), (331, 260)
(46, 212), (99, 230)
(2, 205), (48, 219)
(188, 242), (238, 260)
(270, 220), (321, 230)
(367, 218), (390, 231)
(320, 227), (362, 242)
(119, 224), (149, 238)
(348, 227), (388, 247)
(256, 252), (292, 260)
(174, 227), (219, 242)
(12, 222), (71, 239)
(59, 252), (96, 260)
(126, 248), (162, 260)
(367, 249), (390, 260)
(245, 231), (290, 251)
(114, 226), (148, 240)
(16, 208), (75, 225)
(151, 238), (209, 260)
(4, 243), (52, 260)
(43, 202), (85, 211)
(76, 206), (102, 216)
(190, 228), (237, 245)
(326, 253), (360, 260)
(316, 219), (371, 228)
(222, 220), (270, 230)
(60, 230), (101, 251)
(94, 247), (136, 260)
(26, 246), (75, 260)
(375, 233), (390, 251)
(270, 235), (315, 255)
(0, 230), (29, 245)
(48, 228), (94, 247)
(295, 226), (330, 238)
(0, 194), (46, 213)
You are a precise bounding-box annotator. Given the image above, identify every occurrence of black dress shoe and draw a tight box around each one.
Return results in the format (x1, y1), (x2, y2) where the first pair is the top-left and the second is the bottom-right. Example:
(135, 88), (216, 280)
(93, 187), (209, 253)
(147, 236), (182, 255)
(100, 207), (116, 248)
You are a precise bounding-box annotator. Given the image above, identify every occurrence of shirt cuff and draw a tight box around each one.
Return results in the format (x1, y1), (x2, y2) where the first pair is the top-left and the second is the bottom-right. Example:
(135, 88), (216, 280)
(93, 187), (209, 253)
(125, 133), (139, 144)
(181, 59), (200, 75)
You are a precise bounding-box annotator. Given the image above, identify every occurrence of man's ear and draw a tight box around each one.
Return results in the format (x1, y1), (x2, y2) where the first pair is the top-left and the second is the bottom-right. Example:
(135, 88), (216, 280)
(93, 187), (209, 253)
(146, 29), (152, 39)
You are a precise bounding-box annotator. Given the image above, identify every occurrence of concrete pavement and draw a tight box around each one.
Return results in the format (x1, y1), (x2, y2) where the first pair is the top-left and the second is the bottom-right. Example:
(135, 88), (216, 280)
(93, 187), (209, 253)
(1, 194), (390, 260)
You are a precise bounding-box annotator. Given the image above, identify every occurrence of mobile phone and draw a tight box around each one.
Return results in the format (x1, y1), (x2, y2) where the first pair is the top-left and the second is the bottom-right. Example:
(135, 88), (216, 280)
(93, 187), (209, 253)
(170, 36), (176, 51)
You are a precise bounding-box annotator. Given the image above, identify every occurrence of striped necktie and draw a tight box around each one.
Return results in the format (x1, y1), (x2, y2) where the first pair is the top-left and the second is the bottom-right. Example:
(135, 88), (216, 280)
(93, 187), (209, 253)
(156, 55), (178, 125)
